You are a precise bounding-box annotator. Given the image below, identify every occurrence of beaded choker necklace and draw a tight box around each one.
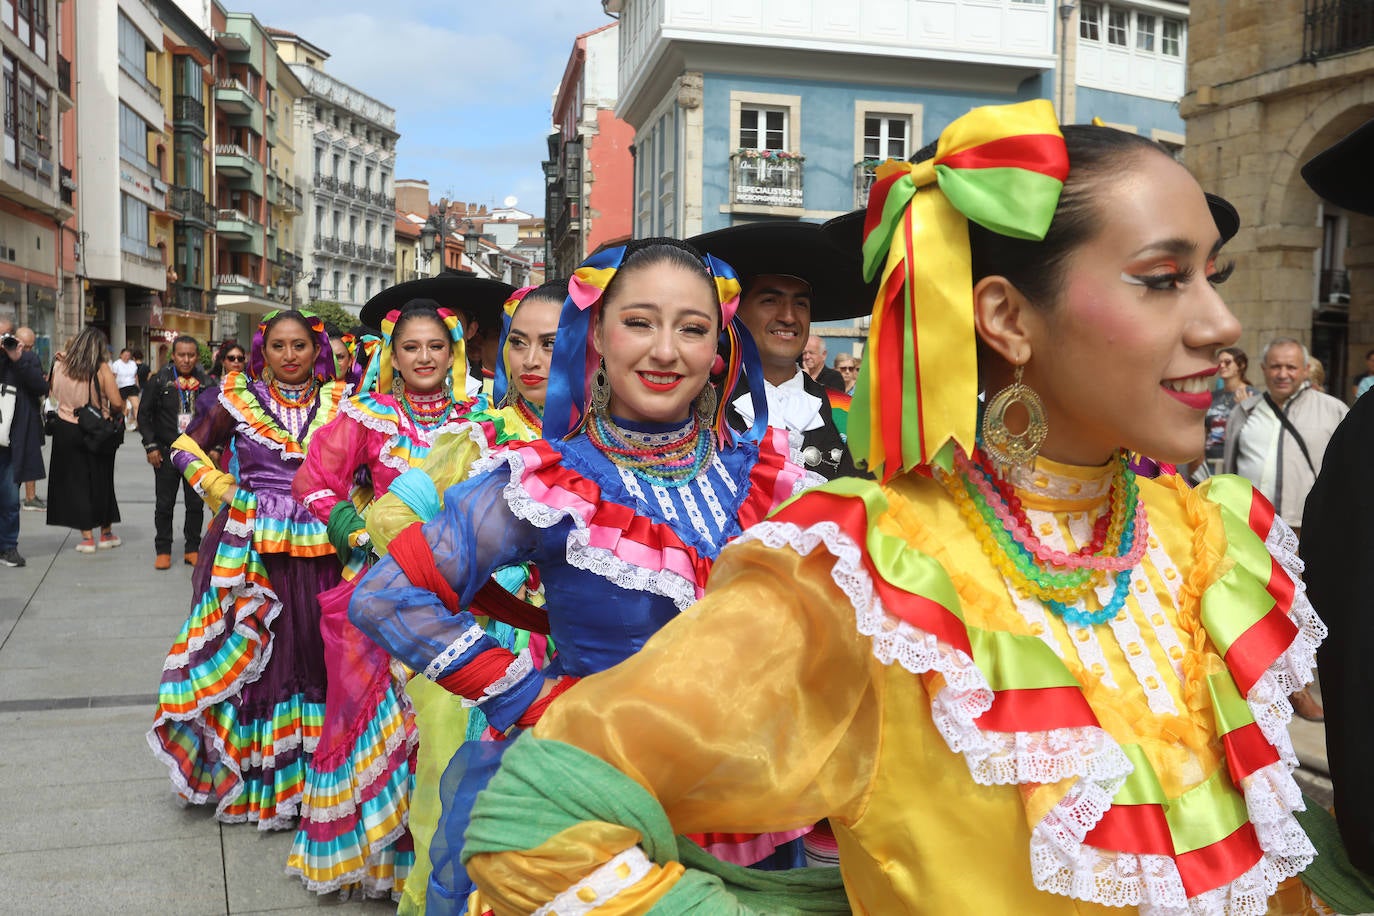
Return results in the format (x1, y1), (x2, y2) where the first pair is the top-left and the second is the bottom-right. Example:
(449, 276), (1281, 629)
(939, 447), (1149, 627)
(587, 410), (712, 488)
(400, 388), (454, 430)
(513, 395), (543, 432)
(269, 378), (319, 409)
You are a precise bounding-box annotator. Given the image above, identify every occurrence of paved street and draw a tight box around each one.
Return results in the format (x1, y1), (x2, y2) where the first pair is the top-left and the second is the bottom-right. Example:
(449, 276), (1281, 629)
(0, 443), (1337, 913)
(0, 443), (394, 915)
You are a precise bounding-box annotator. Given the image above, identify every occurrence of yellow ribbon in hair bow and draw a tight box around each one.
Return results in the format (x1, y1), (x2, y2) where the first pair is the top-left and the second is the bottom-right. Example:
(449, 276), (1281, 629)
(852, 99), (1068, 481)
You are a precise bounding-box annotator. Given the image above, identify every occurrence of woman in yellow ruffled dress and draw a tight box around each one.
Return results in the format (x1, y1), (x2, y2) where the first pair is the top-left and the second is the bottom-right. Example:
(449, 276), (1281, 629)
(459, 101), (1331, 916)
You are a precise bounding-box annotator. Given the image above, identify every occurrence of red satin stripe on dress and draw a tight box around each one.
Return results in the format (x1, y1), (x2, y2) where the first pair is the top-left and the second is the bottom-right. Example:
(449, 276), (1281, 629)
(1175, 822), (1264, 898)
(1224, 606), (1299, 695)
(1246, 488), (1276, 540)
(435, 649), (517, 700)
(1222, 721), (1282, 786)
(1084, 804), (1174, 856)
(937, 134), (1073, 180)
(515, 676), (580, 728)
(390, 522), (460, 612)
(1266, 555), (1296, 613)
(975, 686), (1099, 733)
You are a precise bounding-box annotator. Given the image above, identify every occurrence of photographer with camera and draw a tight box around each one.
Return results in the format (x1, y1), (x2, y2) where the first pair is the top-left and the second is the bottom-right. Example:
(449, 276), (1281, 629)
(0, 312), (47, 567)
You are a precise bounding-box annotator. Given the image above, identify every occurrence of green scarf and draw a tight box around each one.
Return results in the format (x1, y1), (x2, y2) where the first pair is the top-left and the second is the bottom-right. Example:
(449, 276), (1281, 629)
(464, 734), (850, 914)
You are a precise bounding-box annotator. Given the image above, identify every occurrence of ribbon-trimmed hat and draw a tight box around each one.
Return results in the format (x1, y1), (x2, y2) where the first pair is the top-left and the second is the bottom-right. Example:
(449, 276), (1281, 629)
(1302, 118), (1374, 217)
(542, 240), (771, 447)
(686, 220), (878, 322)
(358, 271), (515, 337)
(250, 309), (334, 381)
(359, 299), (468, 396)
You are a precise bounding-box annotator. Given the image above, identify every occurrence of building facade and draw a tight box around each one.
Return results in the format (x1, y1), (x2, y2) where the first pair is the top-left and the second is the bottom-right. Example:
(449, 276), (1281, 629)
(77, 0), (169, 355)
(545, 22), (634, 278)
(155, 0), (216, 360)
(274, 31), (398, 314)
(605, 0), (1187, 241)
(1182, 0), (1374, 398)
(0, 0), (72, 363)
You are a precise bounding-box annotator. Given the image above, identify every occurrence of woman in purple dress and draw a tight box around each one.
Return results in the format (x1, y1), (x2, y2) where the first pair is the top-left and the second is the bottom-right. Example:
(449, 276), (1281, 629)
(147, 310), (350, 828)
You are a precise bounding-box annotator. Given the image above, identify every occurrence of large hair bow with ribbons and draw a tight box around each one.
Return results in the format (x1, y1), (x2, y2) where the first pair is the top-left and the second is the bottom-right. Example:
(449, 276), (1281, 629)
(852, 99), (1068, 481)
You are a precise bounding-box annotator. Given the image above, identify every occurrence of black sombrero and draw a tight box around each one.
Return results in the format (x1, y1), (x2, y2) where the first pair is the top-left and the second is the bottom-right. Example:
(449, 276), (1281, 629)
(820, 191), (1241, 259)
(358, 270), (515, 334)
(1302, 119), (1374, 217)
(687, 220), (878, 322)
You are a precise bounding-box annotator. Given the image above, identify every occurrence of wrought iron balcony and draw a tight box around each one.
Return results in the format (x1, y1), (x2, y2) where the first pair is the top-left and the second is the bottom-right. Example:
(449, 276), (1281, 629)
(1304, 0), (1374, 61)
(853, 161), (881, 208)
(174, 95), (205, 130)
(56, 55), (72, 106)
(59, 166), (74, 205)
(169, 186), (211, 225)
(729, 151), (805, 209)
(171, 284), (207, 312)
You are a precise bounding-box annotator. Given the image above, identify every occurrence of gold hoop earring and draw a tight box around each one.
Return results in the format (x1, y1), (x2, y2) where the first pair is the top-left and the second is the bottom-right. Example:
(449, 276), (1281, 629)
(981, 364), (1047, 475)
(695, 381), (718, 425)
(590, 359), (611, 413)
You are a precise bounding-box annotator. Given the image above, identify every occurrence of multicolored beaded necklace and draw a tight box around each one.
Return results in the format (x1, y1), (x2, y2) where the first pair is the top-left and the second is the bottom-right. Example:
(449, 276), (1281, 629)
(399, 388), (454, 431)
(587, 409), (713, 489)
(513, 395), (543, 432)
(268, 378), (319, 409)
(939, 446), (1148, 627)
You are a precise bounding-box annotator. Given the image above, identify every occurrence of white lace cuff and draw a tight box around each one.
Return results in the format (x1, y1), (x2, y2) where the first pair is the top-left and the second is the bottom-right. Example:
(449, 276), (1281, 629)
(461, 649), (535, 708)
(533, 847), (654, 916)
(423, 623), (486, 681)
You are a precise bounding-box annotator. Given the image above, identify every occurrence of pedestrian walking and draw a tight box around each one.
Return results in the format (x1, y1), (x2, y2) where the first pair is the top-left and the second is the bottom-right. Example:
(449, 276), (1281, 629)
(110, 347), (139, 428)
(12, 326), (45, 512)
(0, 311), (45, 567)
(209, 339), (246, 384)
(137, 334), (211, 570)
(148, 310), (348, 829)
(47, 326), (124, 554)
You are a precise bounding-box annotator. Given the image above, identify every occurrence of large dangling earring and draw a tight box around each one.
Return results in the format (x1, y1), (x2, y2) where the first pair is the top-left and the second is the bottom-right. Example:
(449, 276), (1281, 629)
(981, 364), (1047, 475)
(261, 365), (274, 386)
(695, 381), (718, 425)
(391, 375), (404, 397)
(590, 359), (611, 413)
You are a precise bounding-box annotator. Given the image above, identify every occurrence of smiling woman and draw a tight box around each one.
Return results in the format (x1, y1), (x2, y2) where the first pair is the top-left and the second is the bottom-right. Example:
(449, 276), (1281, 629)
(456, 101), (1331, 916)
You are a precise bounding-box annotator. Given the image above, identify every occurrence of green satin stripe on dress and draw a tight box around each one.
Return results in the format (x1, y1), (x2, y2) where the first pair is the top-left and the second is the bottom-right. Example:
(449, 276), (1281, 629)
(1112, 744), (1169, 806)
(966, 627), (1079, 692)
(1206, 671), (1256, 736)
(1164, 766), (1251, 855)
(1201, 567), (1274, 654)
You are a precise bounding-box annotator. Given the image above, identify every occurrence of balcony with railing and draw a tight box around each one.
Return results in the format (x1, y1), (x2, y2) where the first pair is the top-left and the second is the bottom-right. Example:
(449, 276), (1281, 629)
(169, 186), (211, 225)
(728, 150), (804, 212)
(174, 95), (205, 133)
(280, 181), (304, 213)
(340, 240), (358, 258)
(216, 77), (260, 117)
(1304, 0), (1374, 61)
(59, 166), (74, 206)
(553, 198), (581, 249)
(853, 161), (881, 209)
(216, 273), (263, 296)
(216, 209), (264, 255)
(214, 143), (261, 183)
(314, 173), (339, 193)
(171, 284), (208, 313)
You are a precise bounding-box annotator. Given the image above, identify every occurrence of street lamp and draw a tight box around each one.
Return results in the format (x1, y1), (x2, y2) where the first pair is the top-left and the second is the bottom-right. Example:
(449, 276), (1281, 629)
(462, 219), (482, 274)
(307, 275), (322, 303)
(419, 197), (450, 275)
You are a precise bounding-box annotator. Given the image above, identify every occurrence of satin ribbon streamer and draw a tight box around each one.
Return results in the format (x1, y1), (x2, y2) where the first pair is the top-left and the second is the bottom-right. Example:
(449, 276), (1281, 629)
(852, 99), (1069, 481)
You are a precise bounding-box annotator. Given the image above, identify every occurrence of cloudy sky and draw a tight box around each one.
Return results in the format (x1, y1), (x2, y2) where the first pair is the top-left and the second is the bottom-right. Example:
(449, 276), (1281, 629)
(229, 0), (611, 215)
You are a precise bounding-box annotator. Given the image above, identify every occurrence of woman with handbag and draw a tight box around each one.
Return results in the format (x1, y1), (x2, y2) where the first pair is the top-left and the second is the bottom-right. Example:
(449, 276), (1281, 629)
(47, 325), (124, 553)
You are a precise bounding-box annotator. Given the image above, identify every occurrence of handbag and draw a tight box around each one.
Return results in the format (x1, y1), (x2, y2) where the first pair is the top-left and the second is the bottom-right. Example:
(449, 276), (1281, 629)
(0, 381), (15, 447)
(77, 380), (125, 455)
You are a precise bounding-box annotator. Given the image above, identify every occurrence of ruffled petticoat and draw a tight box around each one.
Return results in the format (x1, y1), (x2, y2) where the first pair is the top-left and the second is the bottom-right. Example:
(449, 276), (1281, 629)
(148, 489), (337, 829)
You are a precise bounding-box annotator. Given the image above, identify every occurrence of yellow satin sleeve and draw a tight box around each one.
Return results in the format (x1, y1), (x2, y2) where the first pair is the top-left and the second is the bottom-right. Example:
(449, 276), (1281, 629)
(366, 430), (485, 554)
(539, 537), (881, 834)
(170, 433), (236, 513)
(466, 824), (685, 916)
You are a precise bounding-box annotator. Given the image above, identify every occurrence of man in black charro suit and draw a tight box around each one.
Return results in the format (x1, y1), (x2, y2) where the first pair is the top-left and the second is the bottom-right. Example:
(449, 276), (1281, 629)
(690, 221), (873, 481)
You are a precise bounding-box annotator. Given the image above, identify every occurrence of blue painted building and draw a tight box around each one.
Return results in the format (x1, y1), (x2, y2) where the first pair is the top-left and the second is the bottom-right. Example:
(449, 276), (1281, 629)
(602, 0), (1188, 238)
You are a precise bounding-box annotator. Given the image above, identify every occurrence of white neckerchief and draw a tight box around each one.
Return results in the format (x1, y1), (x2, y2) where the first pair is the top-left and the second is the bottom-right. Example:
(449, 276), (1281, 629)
(732, 369), (825, 434)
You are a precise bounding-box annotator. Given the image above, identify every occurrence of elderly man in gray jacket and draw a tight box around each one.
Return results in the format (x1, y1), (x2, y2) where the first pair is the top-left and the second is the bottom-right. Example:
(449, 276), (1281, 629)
(1222, 337), (1347, 534)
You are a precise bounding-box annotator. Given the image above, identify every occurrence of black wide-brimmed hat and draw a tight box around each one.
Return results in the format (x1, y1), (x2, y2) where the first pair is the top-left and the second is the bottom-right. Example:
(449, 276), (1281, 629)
(820, 191), (1241, 260)
(687, 220), (878, 322)
(1302, 119), (1374, 217)
(358, 270), (515, 334)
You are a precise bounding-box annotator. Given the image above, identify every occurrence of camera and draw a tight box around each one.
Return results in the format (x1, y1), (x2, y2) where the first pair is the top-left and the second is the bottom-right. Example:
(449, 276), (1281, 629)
(0, 333), (17, 351)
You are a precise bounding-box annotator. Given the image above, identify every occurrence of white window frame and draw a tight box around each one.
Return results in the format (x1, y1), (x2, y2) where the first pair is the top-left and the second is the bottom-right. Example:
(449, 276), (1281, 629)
(729, 90), (801, 156)
(852, 103), (923, 165)
(1080, 1), (1101, 41)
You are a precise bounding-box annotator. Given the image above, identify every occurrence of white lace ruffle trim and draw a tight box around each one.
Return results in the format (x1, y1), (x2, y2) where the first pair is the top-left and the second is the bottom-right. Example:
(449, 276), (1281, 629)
(734, 517), (1318, 915)
(488, 447), (702, 612)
